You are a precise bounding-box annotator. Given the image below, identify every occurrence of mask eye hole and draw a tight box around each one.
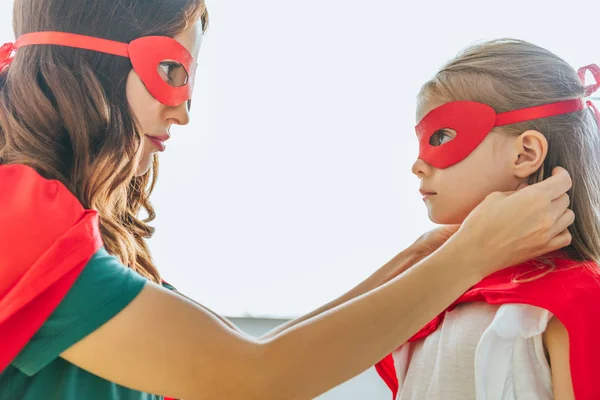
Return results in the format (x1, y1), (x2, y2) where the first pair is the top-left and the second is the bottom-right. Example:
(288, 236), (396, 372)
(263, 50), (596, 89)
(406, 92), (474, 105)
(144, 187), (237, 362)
(429, 128), (456, 146)
(158, 61), (189, 87)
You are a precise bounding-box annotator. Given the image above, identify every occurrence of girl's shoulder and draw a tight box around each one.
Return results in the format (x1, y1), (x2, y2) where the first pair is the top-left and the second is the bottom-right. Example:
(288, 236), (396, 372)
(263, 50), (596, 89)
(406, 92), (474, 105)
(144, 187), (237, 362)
(469, 255), (600, 314)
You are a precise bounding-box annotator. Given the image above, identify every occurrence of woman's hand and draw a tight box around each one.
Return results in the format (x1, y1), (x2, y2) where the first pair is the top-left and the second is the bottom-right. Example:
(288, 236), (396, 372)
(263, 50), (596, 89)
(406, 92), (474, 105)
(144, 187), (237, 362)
(450, 166), (574, 279)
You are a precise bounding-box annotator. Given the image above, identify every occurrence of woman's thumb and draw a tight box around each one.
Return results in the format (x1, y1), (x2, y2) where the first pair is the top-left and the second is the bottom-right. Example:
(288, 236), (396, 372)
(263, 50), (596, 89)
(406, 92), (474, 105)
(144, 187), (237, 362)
(502, 182), (529, 197)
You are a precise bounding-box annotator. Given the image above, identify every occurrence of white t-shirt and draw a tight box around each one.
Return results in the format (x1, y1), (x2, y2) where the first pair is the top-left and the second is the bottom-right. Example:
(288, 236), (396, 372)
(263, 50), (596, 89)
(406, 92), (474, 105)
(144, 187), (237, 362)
(392, 303), (554, 400)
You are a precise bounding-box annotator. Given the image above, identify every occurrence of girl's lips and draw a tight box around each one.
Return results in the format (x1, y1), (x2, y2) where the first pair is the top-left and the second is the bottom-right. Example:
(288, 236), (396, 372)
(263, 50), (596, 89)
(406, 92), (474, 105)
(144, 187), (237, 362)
(419, 189), (437, 201)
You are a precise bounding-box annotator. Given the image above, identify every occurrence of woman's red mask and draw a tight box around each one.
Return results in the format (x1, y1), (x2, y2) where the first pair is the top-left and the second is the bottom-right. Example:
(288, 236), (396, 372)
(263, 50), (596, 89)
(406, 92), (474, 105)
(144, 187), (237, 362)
(0, 31), (198, 108)
(416, 64), (600, 169)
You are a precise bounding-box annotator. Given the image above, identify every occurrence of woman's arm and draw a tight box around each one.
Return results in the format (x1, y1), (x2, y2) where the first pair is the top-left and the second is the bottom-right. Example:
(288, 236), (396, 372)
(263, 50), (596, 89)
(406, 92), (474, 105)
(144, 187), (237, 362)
(60, 244), (483, 400)
(544, 317), (575, 400)
(171, 243), (422, 341)
(173, 238), (424, 341)
(172, 290), (251, 338)
(60, 167), (574, 400)
(180, 226), (444, 341)
(259, 226), (455, 340)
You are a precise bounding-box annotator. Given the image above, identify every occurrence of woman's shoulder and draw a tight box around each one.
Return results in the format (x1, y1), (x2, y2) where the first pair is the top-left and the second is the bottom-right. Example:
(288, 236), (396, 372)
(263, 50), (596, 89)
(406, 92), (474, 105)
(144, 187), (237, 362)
(0, 162), (102, 274)
(0, 163), (83, 212)
(0, 163), (89, 243)
(0, 164), (103, 372)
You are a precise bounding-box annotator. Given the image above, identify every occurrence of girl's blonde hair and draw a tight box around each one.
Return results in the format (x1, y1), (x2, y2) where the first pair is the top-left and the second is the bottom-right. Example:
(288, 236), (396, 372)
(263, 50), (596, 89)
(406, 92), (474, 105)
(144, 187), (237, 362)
(420, 38), (600, 266)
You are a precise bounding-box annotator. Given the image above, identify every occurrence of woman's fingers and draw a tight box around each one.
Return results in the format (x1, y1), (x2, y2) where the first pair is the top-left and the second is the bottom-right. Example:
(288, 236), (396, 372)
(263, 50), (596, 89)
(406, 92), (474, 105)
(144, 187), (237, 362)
(548, 209), (575, 241)
(532, 166), (573, 201)
(550, 192), (572, 224)
(545, 228), (574, 255)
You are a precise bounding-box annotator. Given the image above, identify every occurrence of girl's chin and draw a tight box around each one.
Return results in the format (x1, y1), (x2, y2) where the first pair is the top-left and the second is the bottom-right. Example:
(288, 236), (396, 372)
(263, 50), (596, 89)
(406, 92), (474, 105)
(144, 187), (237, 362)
(427, 208), (468, 225)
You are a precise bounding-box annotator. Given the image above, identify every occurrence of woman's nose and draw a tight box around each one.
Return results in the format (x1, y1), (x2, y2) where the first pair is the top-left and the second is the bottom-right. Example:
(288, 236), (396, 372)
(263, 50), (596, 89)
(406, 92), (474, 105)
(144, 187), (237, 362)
(168, 100), (191, 126)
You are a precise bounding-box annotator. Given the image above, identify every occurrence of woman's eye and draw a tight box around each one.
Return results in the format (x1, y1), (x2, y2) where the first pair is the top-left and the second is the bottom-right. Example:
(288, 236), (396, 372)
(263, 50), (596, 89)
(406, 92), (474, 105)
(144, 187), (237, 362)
(158, 62), (189, 87)
(429, 129), (455, 146)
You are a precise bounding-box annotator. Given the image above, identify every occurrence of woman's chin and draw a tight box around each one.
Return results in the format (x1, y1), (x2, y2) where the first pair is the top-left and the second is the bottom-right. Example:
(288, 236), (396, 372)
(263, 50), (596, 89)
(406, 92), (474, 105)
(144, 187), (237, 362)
(135, 154), (154, 177)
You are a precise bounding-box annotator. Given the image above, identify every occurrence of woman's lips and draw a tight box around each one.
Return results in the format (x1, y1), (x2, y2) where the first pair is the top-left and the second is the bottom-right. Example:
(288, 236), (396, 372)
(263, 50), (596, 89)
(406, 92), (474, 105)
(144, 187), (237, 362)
(145, 134), (170, 152)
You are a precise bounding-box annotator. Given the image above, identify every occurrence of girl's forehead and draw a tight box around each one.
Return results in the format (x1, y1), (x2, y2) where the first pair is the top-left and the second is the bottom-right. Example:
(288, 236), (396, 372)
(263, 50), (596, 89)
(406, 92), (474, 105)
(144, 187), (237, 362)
(416, 97), (447, 124)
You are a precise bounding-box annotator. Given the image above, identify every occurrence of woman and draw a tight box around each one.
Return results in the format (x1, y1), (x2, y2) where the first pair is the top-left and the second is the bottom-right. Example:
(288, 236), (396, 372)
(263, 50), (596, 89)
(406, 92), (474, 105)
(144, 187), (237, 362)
(0, 0), (574, 399)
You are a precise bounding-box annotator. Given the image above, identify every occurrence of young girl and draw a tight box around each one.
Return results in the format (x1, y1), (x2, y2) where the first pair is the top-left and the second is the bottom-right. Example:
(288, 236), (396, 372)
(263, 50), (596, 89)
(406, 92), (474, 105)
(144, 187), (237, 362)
(376, 39), (600, 400)
(0, 1), (576, 398)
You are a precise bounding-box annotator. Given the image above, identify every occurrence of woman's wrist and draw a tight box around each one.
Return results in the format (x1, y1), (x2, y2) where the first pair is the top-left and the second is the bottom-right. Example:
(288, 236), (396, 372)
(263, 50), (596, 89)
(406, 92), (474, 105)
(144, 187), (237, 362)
(365, 245), (426, 289)
(434, 233), (489, 284)
(405, 242), (434, 265)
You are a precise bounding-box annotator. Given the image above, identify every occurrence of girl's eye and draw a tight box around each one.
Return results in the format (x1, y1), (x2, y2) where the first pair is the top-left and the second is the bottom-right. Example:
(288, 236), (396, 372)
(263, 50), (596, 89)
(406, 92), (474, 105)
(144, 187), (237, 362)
(429, 129), (456, 146)
(158, 61), (189, 87)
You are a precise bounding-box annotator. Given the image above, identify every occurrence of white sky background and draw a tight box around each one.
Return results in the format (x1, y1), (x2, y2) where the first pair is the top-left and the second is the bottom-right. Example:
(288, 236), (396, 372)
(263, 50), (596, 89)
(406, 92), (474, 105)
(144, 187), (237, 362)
(1, 1), (599, 318)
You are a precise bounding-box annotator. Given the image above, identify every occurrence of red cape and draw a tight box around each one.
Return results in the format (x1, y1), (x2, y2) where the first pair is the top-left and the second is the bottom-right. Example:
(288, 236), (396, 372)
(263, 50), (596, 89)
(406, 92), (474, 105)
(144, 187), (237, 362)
(375, 257), (600, 399)
(0, 164), (103, 372)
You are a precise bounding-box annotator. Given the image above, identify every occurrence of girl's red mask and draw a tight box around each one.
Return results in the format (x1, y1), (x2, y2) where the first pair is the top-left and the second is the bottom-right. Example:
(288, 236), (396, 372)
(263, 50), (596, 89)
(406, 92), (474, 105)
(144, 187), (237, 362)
(416, 64), (600, 169)
(0, 31), (198, 108)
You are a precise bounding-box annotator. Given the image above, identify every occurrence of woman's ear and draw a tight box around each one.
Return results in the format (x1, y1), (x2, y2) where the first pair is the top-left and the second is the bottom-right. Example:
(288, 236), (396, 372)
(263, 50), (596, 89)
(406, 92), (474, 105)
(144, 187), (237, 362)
(512, 130), (548, 179)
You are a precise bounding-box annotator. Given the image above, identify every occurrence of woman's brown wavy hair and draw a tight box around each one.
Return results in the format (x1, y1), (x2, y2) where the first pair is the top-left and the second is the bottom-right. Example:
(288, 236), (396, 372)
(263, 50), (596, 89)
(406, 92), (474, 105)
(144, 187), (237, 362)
(0, 0), (209, 283)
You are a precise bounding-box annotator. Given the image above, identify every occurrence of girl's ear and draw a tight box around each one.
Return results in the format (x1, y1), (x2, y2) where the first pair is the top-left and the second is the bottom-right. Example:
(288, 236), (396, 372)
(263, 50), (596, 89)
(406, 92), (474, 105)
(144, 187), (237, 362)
(512, 130), (548, 179)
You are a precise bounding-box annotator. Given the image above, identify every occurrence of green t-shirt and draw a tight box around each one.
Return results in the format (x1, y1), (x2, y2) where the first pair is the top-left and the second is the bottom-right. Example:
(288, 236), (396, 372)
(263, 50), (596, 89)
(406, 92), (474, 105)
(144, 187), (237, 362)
(0, 248), (158, 400)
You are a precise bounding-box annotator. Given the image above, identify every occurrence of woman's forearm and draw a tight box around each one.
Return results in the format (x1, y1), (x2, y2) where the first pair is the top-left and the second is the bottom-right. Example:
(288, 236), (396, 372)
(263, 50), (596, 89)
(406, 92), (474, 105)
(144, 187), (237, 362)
(259, 237), (481, 400)
(259, 245), (424, 341)
(174, 290), (251, 338)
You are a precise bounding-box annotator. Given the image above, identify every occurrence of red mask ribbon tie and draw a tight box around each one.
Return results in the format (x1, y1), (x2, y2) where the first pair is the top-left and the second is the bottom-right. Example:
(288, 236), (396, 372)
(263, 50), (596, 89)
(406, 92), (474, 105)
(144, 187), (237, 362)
(587, 100), (600, 127)
(0, 42), (16, 74)
(11, 32), (196, 107)
(578, 64), (600, 97)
